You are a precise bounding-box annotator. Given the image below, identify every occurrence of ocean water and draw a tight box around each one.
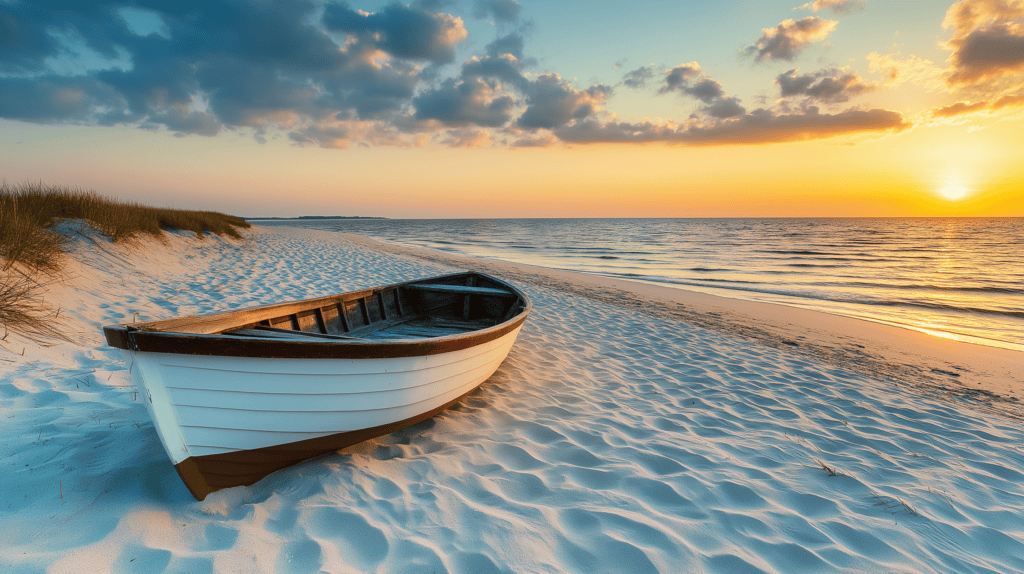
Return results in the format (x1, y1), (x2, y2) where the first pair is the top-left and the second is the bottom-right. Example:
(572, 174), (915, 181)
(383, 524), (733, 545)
(255, 218), (1024, 352)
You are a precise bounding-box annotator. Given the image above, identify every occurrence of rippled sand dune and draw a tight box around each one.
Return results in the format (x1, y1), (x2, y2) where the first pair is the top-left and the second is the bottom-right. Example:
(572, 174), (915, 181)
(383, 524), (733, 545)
(2, 226), (1022, 573)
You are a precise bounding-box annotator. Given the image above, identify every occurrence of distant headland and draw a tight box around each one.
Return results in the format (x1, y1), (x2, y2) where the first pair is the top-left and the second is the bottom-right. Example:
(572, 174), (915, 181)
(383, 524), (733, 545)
(244, 216), (387, 220)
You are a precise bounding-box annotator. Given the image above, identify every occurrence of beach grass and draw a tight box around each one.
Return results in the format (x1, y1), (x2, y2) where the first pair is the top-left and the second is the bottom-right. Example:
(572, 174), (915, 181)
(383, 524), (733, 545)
(1, 181), (250, 271)
(0, 272), (64, 342)
(0, 181), (250, 339)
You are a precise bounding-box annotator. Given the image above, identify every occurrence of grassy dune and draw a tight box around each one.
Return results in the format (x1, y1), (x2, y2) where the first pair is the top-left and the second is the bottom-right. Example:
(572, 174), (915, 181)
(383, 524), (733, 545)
(0, 181), (250, 340)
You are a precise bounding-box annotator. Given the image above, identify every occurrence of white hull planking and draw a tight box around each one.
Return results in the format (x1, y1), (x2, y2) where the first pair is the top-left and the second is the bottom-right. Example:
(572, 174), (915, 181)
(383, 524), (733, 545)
(125, 326), (522, 464)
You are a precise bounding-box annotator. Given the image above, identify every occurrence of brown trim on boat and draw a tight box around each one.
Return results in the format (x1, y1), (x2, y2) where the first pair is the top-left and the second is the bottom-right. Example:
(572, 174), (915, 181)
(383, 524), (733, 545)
(175, 384), (486, 500)
(108, 314), (527, 359)
(102, 272), (532, 359)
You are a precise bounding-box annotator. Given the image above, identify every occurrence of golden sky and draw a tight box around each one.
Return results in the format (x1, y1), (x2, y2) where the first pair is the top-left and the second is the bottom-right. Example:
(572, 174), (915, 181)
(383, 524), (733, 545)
(0, 0), (1021, 217)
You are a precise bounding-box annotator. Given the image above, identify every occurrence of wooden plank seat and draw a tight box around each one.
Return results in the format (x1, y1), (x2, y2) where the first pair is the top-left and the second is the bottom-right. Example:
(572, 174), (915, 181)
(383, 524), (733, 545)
(228, 327), (358, 340)
(404, 284), (516, 298)
(232, 317), (497, 341)
(360, 317), (495, 340)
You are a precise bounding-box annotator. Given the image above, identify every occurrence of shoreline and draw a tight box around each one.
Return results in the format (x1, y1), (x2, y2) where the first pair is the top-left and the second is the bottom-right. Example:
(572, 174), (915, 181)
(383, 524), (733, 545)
(336, 230), (1023, 418)
(254, 217), (1024, 357)
(4, 224), (1024, 573)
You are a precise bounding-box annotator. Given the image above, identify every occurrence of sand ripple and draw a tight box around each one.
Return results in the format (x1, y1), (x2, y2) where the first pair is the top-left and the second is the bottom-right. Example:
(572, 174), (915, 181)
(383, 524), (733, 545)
(1, 227), (1022, 573)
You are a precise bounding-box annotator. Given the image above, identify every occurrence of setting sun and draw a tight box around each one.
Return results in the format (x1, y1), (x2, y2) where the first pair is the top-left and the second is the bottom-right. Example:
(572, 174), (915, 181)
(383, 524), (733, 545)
(941, 185), (969, 200)
(940, 168), (971, 201)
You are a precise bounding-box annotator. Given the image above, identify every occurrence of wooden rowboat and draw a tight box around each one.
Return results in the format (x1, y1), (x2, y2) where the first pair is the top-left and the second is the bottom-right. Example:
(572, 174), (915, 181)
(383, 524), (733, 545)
(103, 272), (531, 500)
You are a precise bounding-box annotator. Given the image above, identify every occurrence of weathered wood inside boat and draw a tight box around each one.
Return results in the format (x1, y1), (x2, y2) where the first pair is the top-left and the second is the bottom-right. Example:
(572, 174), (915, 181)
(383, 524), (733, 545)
(102, 272), (531, 500)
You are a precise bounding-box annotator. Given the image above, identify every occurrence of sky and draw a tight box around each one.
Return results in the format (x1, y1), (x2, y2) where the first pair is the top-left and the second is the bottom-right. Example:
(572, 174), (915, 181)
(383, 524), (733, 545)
(0, 0), (1022, 217)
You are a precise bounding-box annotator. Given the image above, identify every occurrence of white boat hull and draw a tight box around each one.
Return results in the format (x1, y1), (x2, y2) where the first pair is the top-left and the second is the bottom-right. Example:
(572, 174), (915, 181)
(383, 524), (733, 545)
(124, 326), (522, 498)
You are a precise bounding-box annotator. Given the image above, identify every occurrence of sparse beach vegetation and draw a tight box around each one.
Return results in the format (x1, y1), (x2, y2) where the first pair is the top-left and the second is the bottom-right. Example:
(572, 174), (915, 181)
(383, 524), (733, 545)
(0, 181), (250, 340)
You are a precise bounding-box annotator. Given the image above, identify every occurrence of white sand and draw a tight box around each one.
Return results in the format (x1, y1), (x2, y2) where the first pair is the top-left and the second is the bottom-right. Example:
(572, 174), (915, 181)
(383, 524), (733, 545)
(1, 225), (1022, 573)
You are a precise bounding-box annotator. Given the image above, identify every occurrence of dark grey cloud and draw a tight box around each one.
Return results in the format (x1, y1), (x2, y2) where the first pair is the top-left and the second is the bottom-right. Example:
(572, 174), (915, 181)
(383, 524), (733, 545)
(0, 0), (913, 150)
(0, 0), (467, 145)
(942, 1), (1024, 88)
(705, 97), (746, 119)
(659, 63), (702, 94)
(947, 27), (1024, 85)
(457, 33), (530, 91)
(323, 2), (467, 64)
(413, 77), (517, 127)
(621, 65), (655, 89)
(658, 63), (746, 118)
(412, 0), (457, 11)
(146, 107), (222, 137)
(553, 107), (909, 145)
(687, 78), (726, 104)
(485, 33), (525, 59)
(0, 76), (124, 123)
(745, 17), (838, 62)
(473, 0), (521, 23)
(461, 54), (529, 90)
(776, 68), (875, 103)
(516, 74), (611, 130)
(446, 37), (609, 131)
(937, 0), (1024, 98)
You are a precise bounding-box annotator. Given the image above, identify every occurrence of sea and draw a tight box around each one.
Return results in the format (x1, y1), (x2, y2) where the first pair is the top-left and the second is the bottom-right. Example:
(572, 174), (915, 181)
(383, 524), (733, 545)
(254, 218), (1024, 352)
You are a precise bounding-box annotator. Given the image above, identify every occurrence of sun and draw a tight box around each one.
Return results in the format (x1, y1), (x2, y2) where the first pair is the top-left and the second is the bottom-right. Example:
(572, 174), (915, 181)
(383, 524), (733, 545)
(940, 185), (968, 200)
(939, 169), (970, 201)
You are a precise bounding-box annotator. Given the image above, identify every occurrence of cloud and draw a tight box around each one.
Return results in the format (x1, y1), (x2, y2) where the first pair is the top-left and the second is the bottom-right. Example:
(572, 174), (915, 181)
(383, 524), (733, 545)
(0, 76), (125, 123)
(511, 133), (557, 147)
(745, 17), (838, 62)
(0, 0), (472, 143)
(659, 63), (703, 94)
(412, 33), (611, 133)
(457, 33), (534, 93)
(442, 127), (492, 147)
(658, 63), (746, 118)
(796, 0), (866, 14)
(461, 53), (528, 89)
(942, 0), (1024, 87)
(413, 77), (517, 127)
(147, 105), (222, 137)
(323, 2), (468, 64)
(516, 74), (611, 129)
(776, 68), (876, 103)
(931, 93), (1024, 117)
(866, 51), (945, 89)
(472, 0), (522, 23)
(485, 33), (526, 59)
(622, 65), (656, 89)
(553, 107), (909, 145)
(686, 79), (727, 104)
(0, 0), (915, 150)
(705, 97), (746, 119)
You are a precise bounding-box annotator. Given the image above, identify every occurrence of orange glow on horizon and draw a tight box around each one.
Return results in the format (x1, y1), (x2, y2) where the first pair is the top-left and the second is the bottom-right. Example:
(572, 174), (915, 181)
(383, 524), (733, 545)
(0, 118), (1021, 218)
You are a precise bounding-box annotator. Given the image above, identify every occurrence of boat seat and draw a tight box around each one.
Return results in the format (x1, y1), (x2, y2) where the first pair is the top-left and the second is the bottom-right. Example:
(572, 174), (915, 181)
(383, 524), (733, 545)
(405, 284), (516, 297)
(227, 327), (359, 340)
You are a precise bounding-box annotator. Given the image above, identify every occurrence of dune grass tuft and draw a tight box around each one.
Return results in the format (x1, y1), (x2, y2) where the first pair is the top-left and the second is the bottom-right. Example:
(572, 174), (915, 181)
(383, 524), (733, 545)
(0, 181), (250, 341)
(0, 272), (64, 342)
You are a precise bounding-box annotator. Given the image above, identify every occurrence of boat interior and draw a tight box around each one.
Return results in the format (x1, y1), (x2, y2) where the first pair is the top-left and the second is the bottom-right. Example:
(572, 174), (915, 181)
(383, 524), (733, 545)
(223, 273), (525, 341)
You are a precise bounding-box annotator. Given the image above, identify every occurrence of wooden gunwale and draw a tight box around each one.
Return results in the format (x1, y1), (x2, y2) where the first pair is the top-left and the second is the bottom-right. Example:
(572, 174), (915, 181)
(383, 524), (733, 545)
(103, 272), (531, 360)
